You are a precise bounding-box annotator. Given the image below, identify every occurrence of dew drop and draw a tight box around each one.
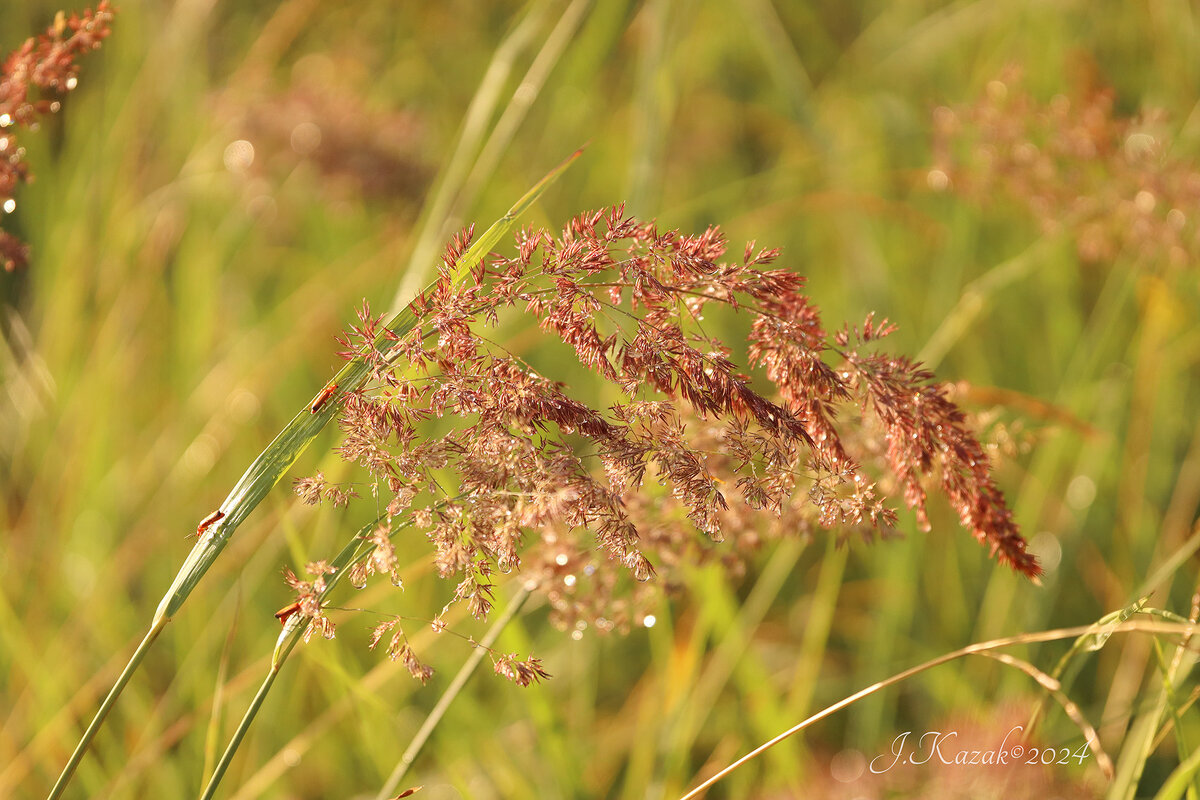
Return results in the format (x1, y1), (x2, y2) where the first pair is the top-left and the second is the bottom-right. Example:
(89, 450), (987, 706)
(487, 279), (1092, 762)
(563, 574), (576, 587)
(642, 614), (657, 628)
(0, 114), (10, 127)
(631, 557), (652, 582)
(2, 198), (14, 214)
(65, 76), (78, 90)
(554, 553), (569, 566)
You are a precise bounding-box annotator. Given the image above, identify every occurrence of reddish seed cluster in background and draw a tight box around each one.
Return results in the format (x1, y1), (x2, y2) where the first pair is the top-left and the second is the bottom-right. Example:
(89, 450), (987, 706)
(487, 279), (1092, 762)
(930, 64), (1200, 273)
(291, 206), (1039, 675)
(0, 2), (115, 271)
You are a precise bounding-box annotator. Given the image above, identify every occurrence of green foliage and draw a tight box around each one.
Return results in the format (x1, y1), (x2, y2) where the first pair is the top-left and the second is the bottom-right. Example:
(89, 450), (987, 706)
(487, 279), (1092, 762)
(2, 2), (1198, 798)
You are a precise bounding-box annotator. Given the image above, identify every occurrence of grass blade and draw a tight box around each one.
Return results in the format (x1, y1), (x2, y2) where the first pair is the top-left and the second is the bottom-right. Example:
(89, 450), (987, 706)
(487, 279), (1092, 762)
(48, 149), (582, 800)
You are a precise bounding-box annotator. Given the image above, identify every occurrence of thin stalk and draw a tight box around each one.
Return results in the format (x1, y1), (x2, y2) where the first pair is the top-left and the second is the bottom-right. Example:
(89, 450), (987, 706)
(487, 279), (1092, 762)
(201, 501), (475, 800)
(376, 585), (532, 800)
(198, 650), (290, 800)
(48, 150), (582, 800)
(456, 0), (592, 223)
(676, 620), (1200, 800)
(1024, 596), (1150, 739)
(47, 617), (167, 800)
(200, 515), (382, 800)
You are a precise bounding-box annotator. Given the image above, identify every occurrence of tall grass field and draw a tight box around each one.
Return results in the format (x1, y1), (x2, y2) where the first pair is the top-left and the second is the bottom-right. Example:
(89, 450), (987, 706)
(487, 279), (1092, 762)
(2, 2), (1199, 799)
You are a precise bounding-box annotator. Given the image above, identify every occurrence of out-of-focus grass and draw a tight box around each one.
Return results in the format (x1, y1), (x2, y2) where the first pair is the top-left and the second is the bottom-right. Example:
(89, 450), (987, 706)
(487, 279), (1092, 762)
(1, 1), (1198, 798)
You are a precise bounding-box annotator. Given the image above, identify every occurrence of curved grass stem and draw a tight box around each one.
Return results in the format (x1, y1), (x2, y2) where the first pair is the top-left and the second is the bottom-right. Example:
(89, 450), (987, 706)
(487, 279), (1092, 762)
(199, 655), (289, 800)
(198, 514), (380, 799)
(677, 620), (1200, 800)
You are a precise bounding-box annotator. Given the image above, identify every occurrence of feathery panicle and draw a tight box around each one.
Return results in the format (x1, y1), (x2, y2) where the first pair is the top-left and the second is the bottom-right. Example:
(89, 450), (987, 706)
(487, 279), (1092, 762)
(293, 206), (1038, 658)
(0, 2), (115, 271)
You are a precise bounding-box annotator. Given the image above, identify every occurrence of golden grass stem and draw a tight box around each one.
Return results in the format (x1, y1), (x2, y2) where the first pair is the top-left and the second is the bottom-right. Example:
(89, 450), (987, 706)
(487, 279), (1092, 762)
(676, 620), (1200, 800)
(979, 651), (1112, 777)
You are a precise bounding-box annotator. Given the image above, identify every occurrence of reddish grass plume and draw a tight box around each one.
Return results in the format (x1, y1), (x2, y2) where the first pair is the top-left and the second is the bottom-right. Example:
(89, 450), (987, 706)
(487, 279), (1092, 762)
(290, 207), (1040, 678)
(0, 2), (115, 271)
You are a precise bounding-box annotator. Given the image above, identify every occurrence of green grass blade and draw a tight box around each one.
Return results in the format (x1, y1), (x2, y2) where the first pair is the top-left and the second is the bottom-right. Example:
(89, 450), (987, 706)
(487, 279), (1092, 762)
(46, 618), (167, 800)
(156, 145), (583, 624)
(49, 150), (582, 800)
(389, 0), (557, 313)
(1154, 745), (1200, 800)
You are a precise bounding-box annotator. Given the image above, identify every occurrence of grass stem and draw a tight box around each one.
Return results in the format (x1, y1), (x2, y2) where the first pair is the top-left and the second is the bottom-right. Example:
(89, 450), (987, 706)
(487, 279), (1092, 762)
(45, 150), (581, 799)
(677, 620), (1200, 800)
(199, 632), (300, 800)
(47, 616), (168, 800)
(376, 585), (532, 800)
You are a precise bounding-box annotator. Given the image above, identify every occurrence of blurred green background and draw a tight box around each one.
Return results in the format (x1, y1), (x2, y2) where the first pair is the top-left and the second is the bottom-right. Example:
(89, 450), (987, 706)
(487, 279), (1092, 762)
(2, 1), (1198, 798)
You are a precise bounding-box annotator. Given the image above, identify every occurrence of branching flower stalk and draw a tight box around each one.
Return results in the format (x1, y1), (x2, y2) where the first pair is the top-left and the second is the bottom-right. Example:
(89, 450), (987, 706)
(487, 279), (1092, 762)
(184, 196), (1043, 798)
(194, 199), (1045, 798)
(55, 147), (1038, 798)
(200, 506), (537, 800)
(46, 149), (584, 800)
